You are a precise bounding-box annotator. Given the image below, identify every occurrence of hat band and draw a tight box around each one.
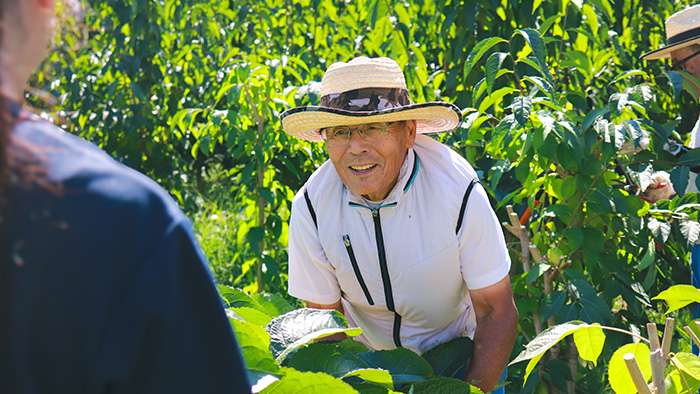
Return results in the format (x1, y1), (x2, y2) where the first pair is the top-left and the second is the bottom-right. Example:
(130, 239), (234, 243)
(669, 26), (700, 45)
(319, 87), (412, 112)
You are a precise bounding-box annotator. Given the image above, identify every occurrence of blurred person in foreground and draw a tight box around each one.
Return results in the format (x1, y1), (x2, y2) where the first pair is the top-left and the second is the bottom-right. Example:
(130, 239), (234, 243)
(642, 4), (700, 356)
(280, 56), (518, 393)
(0, 1), (251, 392)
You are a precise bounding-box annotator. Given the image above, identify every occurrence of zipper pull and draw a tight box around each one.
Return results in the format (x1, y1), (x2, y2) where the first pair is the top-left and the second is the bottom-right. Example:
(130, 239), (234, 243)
(372, 208), (378, 218)
(343, 234), (350, 247)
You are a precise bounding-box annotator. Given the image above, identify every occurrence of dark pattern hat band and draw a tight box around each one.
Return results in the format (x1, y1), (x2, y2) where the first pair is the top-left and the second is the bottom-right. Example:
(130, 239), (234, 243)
(669, 26), (700, 45)
(319, 88), (412, 112)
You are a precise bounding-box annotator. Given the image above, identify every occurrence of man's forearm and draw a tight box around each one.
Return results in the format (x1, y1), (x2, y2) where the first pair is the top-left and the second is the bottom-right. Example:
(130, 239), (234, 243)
(463, 304), (518, 392)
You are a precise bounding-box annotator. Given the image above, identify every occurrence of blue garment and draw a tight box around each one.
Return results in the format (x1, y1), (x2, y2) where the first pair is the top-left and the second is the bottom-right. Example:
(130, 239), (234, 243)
(692, 245), (700, 356)
(0, 114), (250, 393)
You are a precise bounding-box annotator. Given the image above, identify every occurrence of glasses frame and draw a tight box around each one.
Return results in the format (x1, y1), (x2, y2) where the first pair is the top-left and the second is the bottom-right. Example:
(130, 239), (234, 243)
(319, 122), (395, 145)
(670, 50), (700, 71)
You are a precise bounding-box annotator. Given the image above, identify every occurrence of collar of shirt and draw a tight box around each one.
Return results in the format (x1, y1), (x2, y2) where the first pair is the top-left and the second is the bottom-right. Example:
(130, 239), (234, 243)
(345, 147), (418, 206)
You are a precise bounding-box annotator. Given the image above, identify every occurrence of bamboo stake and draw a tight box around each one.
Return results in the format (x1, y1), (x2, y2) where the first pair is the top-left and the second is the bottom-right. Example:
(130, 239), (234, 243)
(507, 205), (531, 272)
(623, 353), (653, 394)
(685, 325), (700, 349)
(647, 323), (661, 351)
(661, 318), (674, 361)
(647, 323), (666, 394)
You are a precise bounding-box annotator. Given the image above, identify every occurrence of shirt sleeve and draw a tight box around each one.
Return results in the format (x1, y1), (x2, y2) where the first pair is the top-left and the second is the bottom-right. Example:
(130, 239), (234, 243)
(287, 193), (342, 305)
(88, 219), (251, 393)
(458, 183), (511, 290)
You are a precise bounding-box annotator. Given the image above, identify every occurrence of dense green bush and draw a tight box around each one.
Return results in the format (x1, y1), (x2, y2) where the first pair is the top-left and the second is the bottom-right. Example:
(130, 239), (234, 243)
(30, 0), (700, 392)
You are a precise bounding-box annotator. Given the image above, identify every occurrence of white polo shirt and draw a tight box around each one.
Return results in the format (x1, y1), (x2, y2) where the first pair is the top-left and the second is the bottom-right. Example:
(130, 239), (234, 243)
(288, 134), (510, 354)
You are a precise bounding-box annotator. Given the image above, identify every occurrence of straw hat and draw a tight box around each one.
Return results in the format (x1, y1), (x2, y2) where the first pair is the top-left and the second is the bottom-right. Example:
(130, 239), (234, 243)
(642, 4), (700, 60)
(280, 57), (463, 142)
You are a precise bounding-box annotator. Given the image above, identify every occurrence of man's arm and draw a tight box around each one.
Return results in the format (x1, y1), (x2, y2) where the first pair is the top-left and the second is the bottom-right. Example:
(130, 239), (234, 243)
(305, 300), (348, 341)
(462, 275), (518, 392)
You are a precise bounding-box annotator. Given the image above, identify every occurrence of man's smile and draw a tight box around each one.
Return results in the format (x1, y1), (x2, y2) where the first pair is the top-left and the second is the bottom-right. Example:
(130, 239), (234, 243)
(349, 164), (378, 173)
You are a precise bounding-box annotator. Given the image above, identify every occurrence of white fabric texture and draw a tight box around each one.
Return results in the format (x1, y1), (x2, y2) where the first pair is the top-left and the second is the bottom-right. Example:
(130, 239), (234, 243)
(287, 134), (511, 354)
(686, 117), (700, 195)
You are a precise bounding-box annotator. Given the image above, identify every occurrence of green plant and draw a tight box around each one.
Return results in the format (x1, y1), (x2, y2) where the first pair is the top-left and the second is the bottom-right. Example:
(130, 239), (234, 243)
(221, 286), (484, 393)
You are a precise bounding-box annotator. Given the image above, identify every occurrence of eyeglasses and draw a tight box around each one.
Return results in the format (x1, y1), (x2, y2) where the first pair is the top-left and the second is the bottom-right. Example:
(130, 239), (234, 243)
(670, 50), (700, 71)
(320, 122), (393, 146)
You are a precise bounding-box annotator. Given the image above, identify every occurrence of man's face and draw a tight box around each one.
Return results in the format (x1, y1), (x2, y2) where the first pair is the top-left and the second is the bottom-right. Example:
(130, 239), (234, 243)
(324, 120), (416, 201)
(671, 46), (700, 79)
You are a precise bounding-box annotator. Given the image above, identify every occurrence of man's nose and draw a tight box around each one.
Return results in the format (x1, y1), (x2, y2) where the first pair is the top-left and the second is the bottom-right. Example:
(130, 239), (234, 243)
(346, 131), (370, 154)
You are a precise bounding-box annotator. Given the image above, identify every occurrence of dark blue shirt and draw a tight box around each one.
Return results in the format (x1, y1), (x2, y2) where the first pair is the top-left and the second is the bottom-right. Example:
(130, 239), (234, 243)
(0, 113), (250, 393)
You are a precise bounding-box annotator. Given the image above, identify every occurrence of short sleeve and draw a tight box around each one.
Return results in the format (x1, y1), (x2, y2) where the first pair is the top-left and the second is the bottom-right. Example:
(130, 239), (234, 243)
(287, 193), (342, 305)
(458, 183), (511, 290)
(88, 220), (251, 393)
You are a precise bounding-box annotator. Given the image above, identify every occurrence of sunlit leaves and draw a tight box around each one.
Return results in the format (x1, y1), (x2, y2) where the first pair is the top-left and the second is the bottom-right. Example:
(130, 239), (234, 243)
(608, 343), (651, 394)
(652, 285), (700, 314)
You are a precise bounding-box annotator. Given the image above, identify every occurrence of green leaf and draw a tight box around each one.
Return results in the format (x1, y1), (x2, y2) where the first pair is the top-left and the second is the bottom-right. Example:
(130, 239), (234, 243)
(678, 148), (700, 166)
(671, 166), (690, 198)
(682, 221), (700, 249)
(665, 71), (685, 100)
(523, 75), (555, 100)
(409, 377), (484, 393)
(511, 96), (533, 127)
(573, 324), (605, 366)
(287, 342), (369, 377)
(261, 368), (360, 393)
(357, 348), (435, 382)
(608, 343), (651, 394)
(652, 285), (700, 314)
(341, 369), (394, 389)
(231, 307), (273, 327)
(218, 286), (269, 314)
(251, 293), (296, 317)
(510, 321), (590, 382)
(230, 319), (278, 375)
(266, 309), (363, 363)
(515, 28), (551, 83)
(525, 263), (551, 285)
(463, 36), (508, 78)
(485, 52), (509, 94)
(541, 291), (567, 322)
(672, 352), (700, 382)
(564, 227), (584, 251)
(421, 337), (473, 378)
(647, 217), (671, 243)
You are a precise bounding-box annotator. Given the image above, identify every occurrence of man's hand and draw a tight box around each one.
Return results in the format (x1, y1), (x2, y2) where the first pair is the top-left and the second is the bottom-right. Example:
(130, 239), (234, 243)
(463, 276), (518, 392)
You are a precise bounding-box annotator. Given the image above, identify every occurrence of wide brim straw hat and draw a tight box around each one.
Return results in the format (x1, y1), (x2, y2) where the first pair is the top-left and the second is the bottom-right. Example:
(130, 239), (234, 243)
(642, 4), (700, 60)
(280, 57), (463, 142)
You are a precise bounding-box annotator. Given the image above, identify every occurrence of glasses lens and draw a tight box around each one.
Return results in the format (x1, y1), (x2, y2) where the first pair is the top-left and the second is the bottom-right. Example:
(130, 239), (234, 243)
(323, 123), (390, 146)
(360, 123), (389, 141)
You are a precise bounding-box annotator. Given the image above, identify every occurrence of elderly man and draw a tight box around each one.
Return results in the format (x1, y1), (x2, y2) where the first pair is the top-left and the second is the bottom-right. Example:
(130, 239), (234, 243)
(642, 4), (700, 354)
(280, 57), (517, 392)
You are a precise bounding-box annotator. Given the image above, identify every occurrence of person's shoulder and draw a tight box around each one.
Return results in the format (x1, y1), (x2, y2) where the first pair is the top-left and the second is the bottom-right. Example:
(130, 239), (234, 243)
(292, 159), (342, 204)
(413, 135), (478, 192)
(15, 120), (186, 228)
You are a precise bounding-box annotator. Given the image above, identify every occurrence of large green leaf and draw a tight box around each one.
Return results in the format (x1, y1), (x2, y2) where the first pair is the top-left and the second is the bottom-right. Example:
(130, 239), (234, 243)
(421, 337), (473, 378)
(286, 342), (369, 377)
(252, 293), (296, 317)
(608, 343), (651, 394)
(573, 324), (605, 366)
(230, 319), (278, 379)
(342, 369), (394, 389)
(261, 368), (359, 393)
(357, 348), (435, 382)
(510, 321), (590, 382)
(673, 352), (700, 382)
(511, 96), (533, 127)
(485, 52), (509, 94)
(463, 36), (508, 78)
(266, 309), (363, 363)
(652, 285), (700, 314)
(515, 28), (551, 83)
(681, 221), (700, 249)
(409, 377), (484, 393)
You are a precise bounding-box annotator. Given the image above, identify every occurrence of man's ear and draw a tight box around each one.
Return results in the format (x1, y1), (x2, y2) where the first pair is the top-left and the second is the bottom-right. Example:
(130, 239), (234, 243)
(405, 119), (417, 148)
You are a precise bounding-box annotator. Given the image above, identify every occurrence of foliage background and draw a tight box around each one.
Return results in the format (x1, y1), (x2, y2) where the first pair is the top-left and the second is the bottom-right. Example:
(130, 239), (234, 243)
(30, 0), (700, 392)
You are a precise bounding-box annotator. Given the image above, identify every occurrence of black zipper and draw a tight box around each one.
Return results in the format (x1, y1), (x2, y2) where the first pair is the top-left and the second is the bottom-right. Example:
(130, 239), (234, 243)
(343, 234), (374, 305)
(371, 208), (402, 348)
